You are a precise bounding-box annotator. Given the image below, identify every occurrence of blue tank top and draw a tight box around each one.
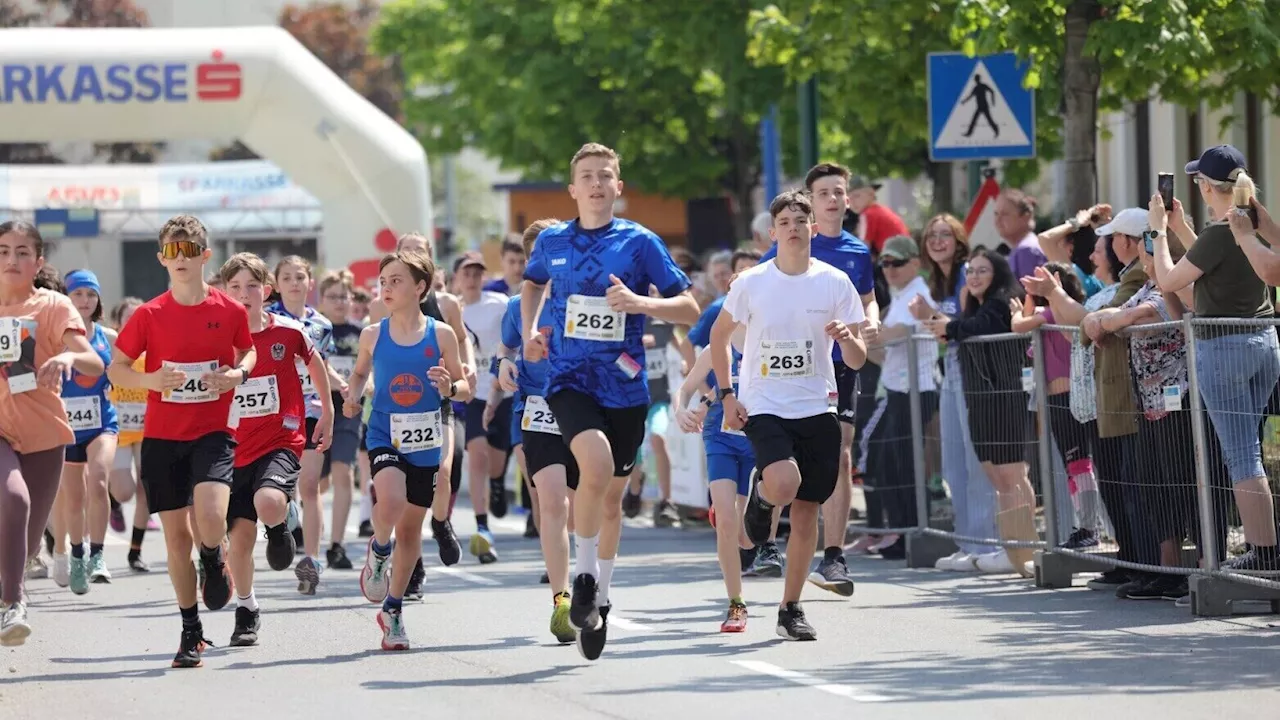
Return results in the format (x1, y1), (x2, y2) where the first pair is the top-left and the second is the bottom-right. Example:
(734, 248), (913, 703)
(702, 349), (753, 455)
(62, 323), (118, 443)
(366, 316), (444, 467)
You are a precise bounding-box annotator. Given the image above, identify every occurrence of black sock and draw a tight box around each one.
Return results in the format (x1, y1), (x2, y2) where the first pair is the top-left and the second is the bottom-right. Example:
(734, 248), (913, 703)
(823, 546), (843, 562)
(110, 495), (121, 512)
(199, 544), (222, 562)
(89, 542), (104, 557)
(265, 523), (286, 537)
(180, 604), (200, 628)
(70, 543), (84, 559)
(131, 526), (146, 549)
(475, 513), (489, 529)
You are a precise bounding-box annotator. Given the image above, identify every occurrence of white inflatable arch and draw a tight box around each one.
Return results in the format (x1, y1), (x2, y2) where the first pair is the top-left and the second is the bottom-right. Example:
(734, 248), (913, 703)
(0, 27), (431, 284)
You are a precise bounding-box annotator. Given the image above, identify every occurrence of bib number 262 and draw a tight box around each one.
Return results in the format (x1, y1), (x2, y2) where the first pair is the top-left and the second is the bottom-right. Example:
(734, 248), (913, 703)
(565, 295), (625, 342)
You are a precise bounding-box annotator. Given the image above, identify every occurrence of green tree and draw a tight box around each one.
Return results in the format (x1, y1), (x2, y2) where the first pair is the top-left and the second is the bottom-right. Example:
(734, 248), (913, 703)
(953, 0), (1280, 216)
(373, 0), (786, 237)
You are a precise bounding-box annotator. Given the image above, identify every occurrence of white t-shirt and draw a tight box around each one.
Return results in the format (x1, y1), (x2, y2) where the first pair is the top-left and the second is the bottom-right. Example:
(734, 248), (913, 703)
(463, 291), (510, 401)
(722, 258), (864, 420)
(881, 275), (939, 393)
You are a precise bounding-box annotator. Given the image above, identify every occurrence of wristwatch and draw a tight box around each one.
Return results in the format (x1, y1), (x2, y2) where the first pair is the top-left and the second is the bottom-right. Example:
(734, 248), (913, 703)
(1143, 229), (1165, 242)
(235, 366), (248, 385)
(700, 395), (714, 408)
(718, 387), (735, 402)
(446, 380), (458, 398)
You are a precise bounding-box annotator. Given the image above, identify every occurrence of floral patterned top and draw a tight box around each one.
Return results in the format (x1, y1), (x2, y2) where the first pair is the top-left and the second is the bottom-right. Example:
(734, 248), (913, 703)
(1069, 283), (1119, 423)
(1122, 281), (1187, 421)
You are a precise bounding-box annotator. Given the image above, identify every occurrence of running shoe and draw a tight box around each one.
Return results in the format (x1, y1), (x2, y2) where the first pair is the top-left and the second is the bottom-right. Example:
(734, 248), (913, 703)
(621, 490), (642, 519)
(569, 573), (600, 630)
(127, 551), (150, 573)
(25, 555), (48, 580)
(404, 558), (425, 601)
(294, 556), (321, 596)
(550, 592), (574, 644)
(721, 600), (748, 633)
(751, 543), (784, 578)
(53, 552), (70, 587)
(653, 499), (679, 527)
(173, 625), (212, 668)
(88, 552), (111, 584)
(229, 606), (260, 647)
(68, 555), (89, 595)
(807, 556), (855, 597)
(378, 608), (410, 651)
(360, 538), (392, 603)
(739, 546), (759, 577)
(576, 603), (609, 661)
(265, 525), (296, 571)
(776, 602), (817, 641)
(326, 543), (353, 570)
(358, 520), (374, 538)
(742, 473), (772, 545)
(0, 601), (30, 647)
(431, 517), (461, 566)
(489, 477), (509, 518)
(109, 504), (126, 534)
(540, 571), (550, 584)
(1058, 527), (1099, 550)
(200, 544), (234, 611)
(470, 527), (498, 564)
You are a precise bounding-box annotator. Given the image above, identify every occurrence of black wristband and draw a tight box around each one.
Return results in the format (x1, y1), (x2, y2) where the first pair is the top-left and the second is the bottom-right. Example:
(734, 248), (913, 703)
(718, 387), (734, 401)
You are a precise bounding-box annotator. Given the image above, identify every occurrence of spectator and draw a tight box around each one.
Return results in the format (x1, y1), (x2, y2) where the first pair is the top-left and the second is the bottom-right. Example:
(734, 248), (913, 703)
(749, 212), (773, 255)
(1151, 144), (1279, 571)
(705, 250), (733, 299)
(849, 177), (909, 256)
(994, 189), (1047, 282)
(1034, 204), (1110, 297)
(483, 239), (526, 296)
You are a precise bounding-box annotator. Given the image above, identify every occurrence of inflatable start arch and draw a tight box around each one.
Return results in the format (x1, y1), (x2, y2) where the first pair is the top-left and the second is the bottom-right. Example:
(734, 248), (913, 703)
(0, 26), (432, 286)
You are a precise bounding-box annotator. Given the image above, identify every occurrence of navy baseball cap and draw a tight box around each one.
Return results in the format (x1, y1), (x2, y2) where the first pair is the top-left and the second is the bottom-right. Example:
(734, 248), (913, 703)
(1184, 144), (1247, 182)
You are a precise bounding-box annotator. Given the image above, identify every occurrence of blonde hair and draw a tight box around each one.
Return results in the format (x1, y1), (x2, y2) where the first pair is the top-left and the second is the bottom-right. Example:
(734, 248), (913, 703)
(274, 255), (313, 281)
(570, 143), (620, 177)
(522, 218), (559, 257)
(318, 269), (354, 297)
(221, 252), (272, 285)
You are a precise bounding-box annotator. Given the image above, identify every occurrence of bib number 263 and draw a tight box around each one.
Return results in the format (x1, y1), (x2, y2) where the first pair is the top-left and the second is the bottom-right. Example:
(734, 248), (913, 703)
(760, 340), (814, 379)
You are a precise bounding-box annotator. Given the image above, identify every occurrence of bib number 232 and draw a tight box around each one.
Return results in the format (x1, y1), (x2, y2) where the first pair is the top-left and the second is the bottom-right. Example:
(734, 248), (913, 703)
(565, 295), (625, 342)
(391, 411), (443, 453)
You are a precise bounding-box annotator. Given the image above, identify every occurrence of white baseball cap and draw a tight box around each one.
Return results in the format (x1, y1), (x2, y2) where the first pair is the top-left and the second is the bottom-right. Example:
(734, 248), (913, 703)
(1095, 207), (1149, 238)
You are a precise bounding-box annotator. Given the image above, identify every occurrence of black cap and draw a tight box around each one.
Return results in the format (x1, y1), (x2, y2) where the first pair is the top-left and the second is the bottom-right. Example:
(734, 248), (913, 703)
(1184, 144), (1247, 182)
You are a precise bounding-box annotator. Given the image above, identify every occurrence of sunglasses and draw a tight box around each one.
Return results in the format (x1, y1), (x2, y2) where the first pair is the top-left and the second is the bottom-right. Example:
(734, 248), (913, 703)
(160, 240), (205, 259)
(880, 257), (912, 269)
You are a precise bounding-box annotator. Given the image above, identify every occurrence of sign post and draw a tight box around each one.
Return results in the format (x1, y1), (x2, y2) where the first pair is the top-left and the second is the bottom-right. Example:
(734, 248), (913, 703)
(928, 51), (1036, 162)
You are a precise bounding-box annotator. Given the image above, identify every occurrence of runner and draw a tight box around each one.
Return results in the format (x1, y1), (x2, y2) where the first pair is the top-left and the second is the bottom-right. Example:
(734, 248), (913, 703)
(673, 308), (753, 632)
(456, 251), (513, 562)
(496, 218), (576, 642)
(521, 143), (699, 660)
(55, 269), (119, 593)
(484, 239), (527, 296)
(712, 189), (867, 641)
(0, 221), (105, 647)
(108, 214), (256, 668)
(267, 256), (339, 595)
(624, 310), (686, 527)
(106, 297), (154, 574)
(760, 163), (877, 598)
(346, 249), (471, 650)
(221, 252), (332, 646)
(317, 270), (361, 571)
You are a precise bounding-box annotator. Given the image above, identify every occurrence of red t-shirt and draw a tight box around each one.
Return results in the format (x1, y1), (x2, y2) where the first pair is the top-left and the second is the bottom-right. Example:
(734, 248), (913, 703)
(861, 203), (910, 254)
(232, 314), (314, 467)
(115, 287), (253, 442)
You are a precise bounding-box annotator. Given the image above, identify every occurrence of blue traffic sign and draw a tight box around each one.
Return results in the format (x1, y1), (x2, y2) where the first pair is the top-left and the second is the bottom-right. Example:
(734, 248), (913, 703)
(928, 51), (1035, 161)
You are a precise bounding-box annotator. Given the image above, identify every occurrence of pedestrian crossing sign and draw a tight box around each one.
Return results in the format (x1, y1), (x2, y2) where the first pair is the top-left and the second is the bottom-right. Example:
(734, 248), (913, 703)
(928, 51), (1035, 161)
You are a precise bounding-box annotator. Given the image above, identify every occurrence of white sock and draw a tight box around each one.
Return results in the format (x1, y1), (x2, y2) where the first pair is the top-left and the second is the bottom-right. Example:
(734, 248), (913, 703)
(597, 558), (615, 607)
(574, 533), (599, 578)
(238, 590), (258, 612)
(360, 489), (373, 523)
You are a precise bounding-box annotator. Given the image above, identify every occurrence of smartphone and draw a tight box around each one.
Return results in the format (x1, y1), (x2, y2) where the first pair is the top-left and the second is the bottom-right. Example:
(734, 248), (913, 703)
(1158, 172), (1174, 209)
(1234, 183), (1260, 229)
(1144, 233), (1154, 256)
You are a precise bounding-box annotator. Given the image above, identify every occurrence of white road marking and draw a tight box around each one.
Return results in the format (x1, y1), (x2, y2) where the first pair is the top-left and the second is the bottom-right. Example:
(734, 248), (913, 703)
(730, 660), (898, 703)
(607, 615), (655, 633)
(432, 566), (500, 586)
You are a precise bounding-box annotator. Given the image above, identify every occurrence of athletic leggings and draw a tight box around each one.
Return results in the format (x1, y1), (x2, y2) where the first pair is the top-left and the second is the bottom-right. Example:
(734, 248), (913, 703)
(0, 441), (64, 604)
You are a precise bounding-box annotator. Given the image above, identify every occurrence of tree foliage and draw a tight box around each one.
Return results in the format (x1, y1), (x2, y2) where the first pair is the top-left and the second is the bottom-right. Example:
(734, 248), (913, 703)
(373, 0), (785, 228)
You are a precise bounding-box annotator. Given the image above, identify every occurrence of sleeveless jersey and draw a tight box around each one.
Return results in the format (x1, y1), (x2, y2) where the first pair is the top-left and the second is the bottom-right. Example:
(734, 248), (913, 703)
(61, 322), (118, 444)
(366, 316), (445, 467)
(110, 354), (148, 447)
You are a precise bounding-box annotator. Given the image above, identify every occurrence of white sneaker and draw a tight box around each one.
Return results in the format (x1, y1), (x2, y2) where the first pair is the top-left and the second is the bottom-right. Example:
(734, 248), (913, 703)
(975, 550), (1015, 573)
(934, 551), (965, 570)
(52, 552), (69, 587)
(25, 555), (48, 580)
(950, 553), (981, 572)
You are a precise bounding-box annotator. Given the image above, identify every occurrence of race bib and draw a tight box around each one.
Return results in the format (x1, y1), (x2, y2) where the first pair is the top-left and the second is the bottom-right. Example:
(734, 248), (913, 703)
(759, 339), (814, 379)
(477, 355), (494, 374)
(118, 402), (145, 432)
(720, 414), (746, 437)
(232, 376), (280, 420)
(0, 318), (20, 363)
(65, 396), (102, 431)
(390, 410), (443, 453)
(296, 358), (315, 395)
(163, 361), (218, 404)
(565, 295), (625, 342)
(521, 395), (560, 436)
(329, 356), (355, 382)
(645, 349), (668, 377)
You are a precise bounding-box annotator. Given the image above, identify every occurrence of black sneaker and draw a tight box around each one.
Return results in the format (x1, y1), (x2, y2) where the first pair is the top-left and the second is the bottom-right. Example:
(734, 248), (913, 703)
(576, 603), (609, 661)
(172, 625), (212, 668)
(326, 543), (353, 570)
(358, 520), (375, 538)
(489, 478), (509, 518)
(621, 490), (642, 519)
(807, 556), (855, 597)
(569, 573), (600, 630)
(199, 547), (233, 611)
(265, 525), (295, 572)
(1122, 575), (1174, 600)
(431, 518), (461, 567)
(776, 602), (817, 641)
(1085, 568), (1129, 590)
(739, 546), (759, 577)
(1162, 577), (1190, 601)
(1115, 575), (1155, 599)
(1223, 546), (1280, 572)
(127, 550), (150, 573)
(404, 557), (425, 601)
(1058, 527), (1099, 550)
(540, 571), (550, 584)
(743, 471), (773, 546)
(653, 500), (679, 527)
(751, 543), (785, 578)
(229, 607), (260, 647)
(524, 515), (539, 539)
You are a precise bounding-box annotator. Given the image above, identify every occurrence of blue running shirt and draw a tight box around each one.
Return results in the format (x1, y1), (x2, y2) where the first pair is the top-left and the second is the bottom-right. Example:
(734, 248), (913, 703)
(523, 219), (691, 409)
(761, 230), (873, 362)
(365, 317), (445, 467)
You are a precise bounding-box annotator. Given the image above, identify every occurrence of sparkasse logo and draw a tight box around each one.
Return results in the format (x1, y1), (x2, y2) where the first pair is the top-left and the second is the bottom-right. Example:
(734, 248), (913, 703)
(0, 50), (242, 104)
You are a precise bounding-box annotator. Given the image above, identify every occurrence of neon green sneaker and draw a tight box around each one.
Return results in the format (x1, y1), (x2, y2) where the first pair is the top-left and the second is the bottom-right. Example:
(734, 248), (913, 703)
(550, 592), (574, 644)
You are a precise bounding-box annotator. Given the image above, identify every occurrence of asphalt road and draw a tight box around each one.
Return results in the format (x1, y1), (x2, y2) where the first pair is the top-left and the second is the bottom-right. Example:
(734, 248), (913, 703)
(3, 501), (1278, 720)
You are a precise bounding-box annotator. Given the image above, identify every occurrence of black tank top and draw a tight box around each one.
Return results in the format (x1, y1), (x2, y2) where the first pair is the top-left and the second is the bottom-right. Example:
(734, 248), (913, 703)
(421, 290), (444, 322)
